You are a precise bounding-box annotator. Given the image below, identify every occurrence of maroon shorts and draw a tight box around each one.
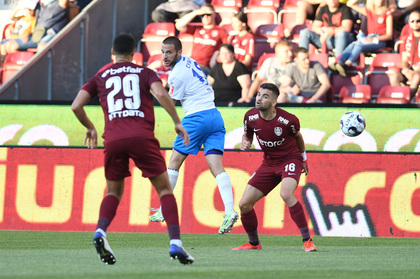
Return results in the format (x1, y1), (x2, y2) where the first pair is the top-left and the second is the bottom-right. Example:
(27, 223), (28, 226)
(248, 158), (303, 196)
(104, 137), (167, 180)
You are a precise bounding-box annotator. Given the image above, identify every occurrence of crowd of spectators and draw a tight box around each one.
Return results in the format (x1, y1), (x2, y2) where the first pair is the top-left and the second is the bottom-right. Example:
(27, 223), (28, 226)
(144, 0), (420, 104)
(1, 0), (419, 104)
(0, 0), (91, 69)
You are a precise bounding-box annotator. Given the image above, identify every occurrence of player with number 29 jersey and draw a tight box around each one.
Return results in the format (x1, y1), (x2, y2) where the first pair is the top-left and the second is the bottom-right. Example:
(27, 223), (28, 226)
(82, 62), (160, 144)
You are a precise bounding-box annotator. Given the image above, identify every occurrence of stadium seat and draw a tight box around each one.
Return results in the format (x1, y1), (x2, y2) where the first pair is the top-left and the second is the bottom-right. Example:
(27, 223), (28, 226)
(251, 52), (275, 80)
(212, 0), (242, 25)
(338, 84), (372, 103)
(376, 85), (411, 104)
(132, 52), (143, 66)
(1, 23), (13, 40)
(309, 52), (328, 70)
(253, 24), (282, 63)
(413, 90), (420, 104)
(365, 53), (401, 97)
(329, 72), (363, 103)
(278, 0), (299, 36)
(244, 0), (280, 32)
(177, 32), (194, 57)
(0, 51), (35, 84)
(221, 24), (235, 36)
(394, 24), (411, 53)
(140, 22), (176, 63)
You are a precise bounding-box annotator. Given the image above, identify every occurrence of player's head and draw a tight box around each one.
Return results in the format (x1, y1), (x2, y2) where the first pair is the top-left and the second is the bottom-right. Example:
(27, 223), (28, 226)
(256, 83), (279, 111)
(161, 36), (183, 68)
(112, 34), (135, 57)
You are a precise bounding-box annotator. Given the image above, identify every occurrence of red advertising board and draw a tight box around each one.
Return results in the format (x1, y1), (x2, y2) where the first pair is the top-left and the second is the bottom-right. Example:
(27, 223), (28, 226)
(0, 148), (419, 237)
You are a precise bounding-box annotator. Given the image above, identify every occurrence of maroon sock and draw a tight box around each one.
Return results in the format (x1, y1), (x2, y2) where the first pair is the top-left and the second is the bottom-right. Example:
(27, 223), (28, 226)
(289, 201), (310, 240)
(160, 194), (180, 240)
(241, 209), (259, 244)
(96, 194), (120, 232)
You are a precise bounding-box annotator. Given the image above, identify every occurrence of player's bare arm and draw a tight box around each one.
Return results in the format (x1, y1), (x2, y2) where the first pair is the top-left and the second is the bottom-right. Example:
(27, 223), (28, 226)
(240, 133), (252, 151)
(295, 131), (308, 175)
(71, 89), (98, 149)
(150, 81), (190, 146)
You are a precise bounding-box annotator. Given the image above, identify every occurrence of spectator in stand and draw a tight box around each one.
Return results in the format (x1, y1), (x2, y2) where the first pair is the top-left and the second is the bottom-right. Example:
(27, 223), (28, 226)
(279, 47), (331, 103)
(388, 10), (420, 100)
(1, 2), (37, 44)
(152, 0), (206, 23)
(387, 0), (420, 24)
(0, 0), (69, 56)
(175, 3), (228, 75)
(245, 40), (294, 103)
(227, 11), (255, 71)
(329, 0), (393, 77)
(207, 44), (251, 106)
(0, 0), (37, 66)
(299, 0), (354, 57)
(285, 0), (325, 38)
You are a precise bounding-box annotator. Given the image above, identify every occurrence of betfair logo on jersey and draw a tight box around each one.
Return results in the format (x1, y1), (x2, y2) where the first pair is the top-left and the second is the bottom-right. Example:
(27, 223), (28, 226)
(102, 66), (143, 78)
(249, 114), (259, 121)
(277, 116), (289, 125)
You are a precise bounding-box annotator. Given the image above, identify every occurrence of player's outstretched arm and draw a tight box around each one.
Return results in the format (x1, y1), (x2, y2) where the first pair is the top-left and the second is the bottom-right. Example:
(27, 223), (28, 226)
(71, 89), (98, 149)
(150, 81), (190, 146)
(240, 133), (252, 151)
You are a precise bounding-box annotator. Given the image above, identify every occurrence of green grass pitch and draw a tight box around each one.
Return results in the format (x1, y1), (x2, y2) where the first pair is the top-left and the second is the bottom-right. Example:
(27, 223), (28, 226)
(0, 231), (419, 279)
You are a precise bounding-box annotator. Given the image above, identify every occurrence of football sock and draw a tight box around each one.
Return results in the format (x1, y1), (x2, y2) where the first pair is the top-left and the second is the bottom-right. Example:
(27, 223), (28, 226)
(170, 239), (183, 247)
(216, 172), (234, 214)
(241, 209), (259, 244)
(160, 194), (181, 240)
(96, 194), (119, 232)
(289, 201), (310, 240)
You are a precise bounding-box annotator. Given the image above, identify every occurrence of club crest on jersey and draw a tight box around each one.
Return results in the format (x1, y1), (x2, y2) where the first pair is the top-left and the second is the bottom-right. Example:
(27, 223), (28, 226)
(249, 114), (259, 121)
(274, 127), (282, 136)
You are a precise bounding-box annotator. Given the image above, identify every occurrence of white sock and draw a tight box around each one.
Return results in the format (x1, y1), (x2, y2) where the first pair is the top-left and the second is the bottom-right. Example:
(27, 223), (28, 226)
(95, 228), (106, 238)
(159, 169), (179, 211)
(170, 239), (183, 247)
(216, 172), (234, 214)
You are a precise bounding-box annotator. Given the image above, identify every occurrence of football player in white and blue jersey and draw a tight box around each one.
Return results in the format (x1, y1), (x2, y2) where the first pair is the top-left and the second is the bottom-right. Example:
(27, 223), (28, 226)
(149, 36), (239, 235)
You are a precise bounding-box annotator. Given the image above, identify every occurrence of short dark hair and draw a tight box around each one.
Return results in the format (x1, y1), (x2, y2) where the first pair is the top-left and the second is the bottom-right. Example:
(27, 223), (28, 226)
(294, 47), (308, 57)
(162, 36), (182, 51)
(220, 43), (234, 53)
(260, 83), (279, 99)
(113, 34), (135, 56)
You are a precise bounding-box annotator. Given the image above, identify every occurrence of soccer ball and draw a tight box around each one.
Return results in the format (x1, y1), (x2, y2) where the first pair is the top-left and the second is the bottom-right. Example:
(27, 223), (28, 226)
(340, 111), (366, 137)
